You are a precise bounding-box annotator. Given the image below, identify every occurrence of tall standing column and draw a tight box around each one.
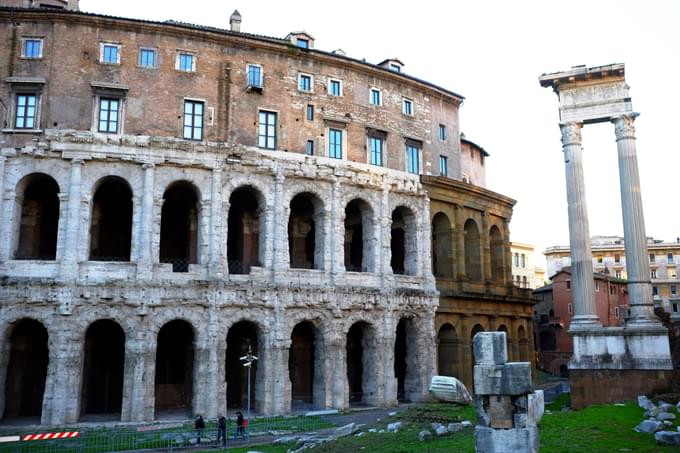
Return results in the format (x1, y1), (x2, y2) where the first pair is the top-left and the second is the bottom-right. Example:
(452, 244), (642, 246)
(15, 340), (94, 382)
(137, 163), (155, 279)
(560, 123), (600, 329)
(208, 167), (224, 279)
(59, 159), (83, 280)
(613, 113), (659, 325)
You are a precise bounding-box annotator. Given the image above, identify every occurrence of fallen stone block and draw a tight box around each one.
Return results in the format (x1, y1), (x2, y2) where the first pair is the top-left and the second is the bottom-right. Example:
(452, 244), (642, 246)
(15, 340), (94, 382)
(419, 430), (432, 442)
(637, 395), (656, 412)
(658, 402), (674, 413)
(334, 423), (357, 437)
(431, 422), (442, 430)
(474, 426), (538, 453)
(368, 429), (377, 433)
(657, 412), (676, 421)
(644, 407), (659, 418)
(436, 426), (448, 436)
(448, 422), (463, 432)
(462, 420), (473, 428)
(387, 421), (401, 432)
(473, 332), (508, 365)
(655, 431), (680, 446)
(634, 419), (663, 434)
(273, 435), (299, 444)
(429, 375), (472, 404)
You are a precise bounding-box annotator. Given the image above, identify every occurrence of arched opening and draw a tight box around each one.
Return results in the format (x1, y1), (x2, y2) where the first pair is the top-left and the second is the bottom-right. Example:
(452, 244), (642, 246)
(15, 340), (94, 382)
(489, 225), (504, 282)
(391, 206), (416, 275)
(497, 324), (508, 333)
(518, 325), (530, 362)
(81, 320), (125, 418)
(226, 321), (259, 411)
(90, 176), (132, 261)
(559, 364), (569, 378)
(346, 322), (377, 406)
(2, 319), (48, 421)
(160, 182), (199, 272)
(227, 186), (261, 274)
(394, 318), (420, 402)
(344, 199), (373, 272)
(539, 330), (556, 351)
(395, 320), (407, 401)
(431, 212), (453, 279)
(14, 174), (59, 260)
(288, 193), (323, 269)
(289, 321), (315, 408)
(437, 324), (458, 377)
(464, 219), (481, 281)
(155, 320), (194, 415)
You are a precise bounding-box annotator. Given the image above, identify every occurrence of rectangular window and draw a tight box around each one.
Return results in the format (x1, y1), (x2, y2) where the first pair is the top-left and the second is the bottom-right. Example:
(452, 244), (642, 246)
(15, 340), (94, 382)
(406, 144), (420, 174)
(329, 128), (343, 159)
(615, 270), (622, 278)
(14, 94), (37, 129)
(668, 253), (674, 263)
(299, 74), (312, 92)
(671, 285), (677, 296)
(566, 280), (571, 290)
(306, 140), (314, 156)
(403, 98), (413, 116)
(138, 48), (156, 68)
(390, 63), (401, 72)
(513, 254), (519, 267)
(306, 104), (314, 121)
(521, 254), (526, 268)
(297, 38), (309, 49)
(370, 88), (381, 105)
(650, 253), (656, 263)
(614, 307), (619, 318)
(22, 38), (42, 58)
(183, 100), (203, 140)
(329, 79), (342, 96)
(595, 281), (600, 291)
(369, 136), (383, 166)
(98, 97), (120, 133)
(439, 155), (448, 176)
(247, 64), (263, 87)
(597, 256), (603, 264)
(439, 124), (447, 141)
(258, 110), (276, 149)
(651, 269), (658, 279)
(614, 254), (620, 263)
(568, 303), (573, 314)
(101, 43), (120, 64)
(652, 286), (659, 296)
(177, 52), (195, 72)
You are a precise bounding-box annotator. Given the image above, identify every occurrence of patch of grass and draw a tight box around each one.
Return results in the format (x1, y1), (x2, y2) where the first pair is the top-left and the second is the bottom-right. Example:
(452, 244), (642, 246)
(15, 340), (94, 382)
(545, 392), (571, 412)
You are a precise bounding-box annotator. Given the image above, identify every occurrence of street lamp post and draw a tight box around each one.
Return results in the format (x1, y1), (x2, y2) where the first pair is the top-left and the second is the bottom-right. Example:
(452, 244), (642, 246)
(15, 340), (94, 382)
(240, 342), (258, 438)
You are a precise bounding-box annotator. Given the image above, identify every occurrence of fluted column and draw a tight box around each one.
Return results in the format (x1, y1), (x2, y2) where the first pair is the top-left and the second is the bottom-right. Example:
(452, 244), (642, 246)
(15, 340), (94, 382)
(560, 123), (600, 329)
(613, 113), (659, 325)
(59, 159), (83, 280)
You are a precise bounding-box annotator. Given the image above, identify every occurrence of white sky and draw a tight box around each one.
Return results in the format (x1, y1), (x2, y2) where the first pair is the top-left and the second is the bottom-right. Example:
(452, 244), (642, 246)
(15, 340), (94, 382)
(80, 0), (680, 270)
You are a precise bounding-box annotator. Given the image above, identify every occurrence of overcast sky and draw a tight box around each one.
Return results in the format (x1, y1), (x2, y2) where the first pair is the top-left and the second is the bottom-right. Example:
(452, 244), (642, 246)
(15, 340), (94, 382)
(81, 0), (680, 271)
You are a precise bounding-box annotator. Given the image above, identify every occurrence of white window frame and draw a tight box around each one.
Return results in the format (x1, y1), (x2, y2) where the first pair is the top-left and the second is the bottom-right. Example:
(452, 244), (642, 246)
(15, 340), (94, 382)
(328, 78), (343, 97)
(439, 155), (448, 176)
(367, 134), (385, 167)
(247, 63), (263, 87)
(176, 50), (197, 72)
(183, 98), (205, 141)
(298, 72), (313, 92)
(6, 90), (42, 133)
(91, 94), (125, 136)
(138, 47), (157, 69)
(99, 42), (121, 65)
(439, 124), (447, 141)
(405, 143), (421, 175)
(258, 109), (277, 149)
(402, 97), (413, 116)
(325, 126), (347, 160)
(21, 37), (43, 59)
(369, 88), (382, 106)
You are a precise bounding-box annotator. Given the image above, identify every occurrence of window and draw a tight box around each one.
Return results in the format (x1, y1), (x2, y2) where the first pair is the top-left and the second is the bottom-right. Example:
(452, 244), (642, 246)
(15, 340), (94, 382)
(390, 63), (401, 72)
(614, 307), (620, 318)
(513, 253), (519, 267)
(329, 128), (343, 159)
(306, 104), (314, 121)
(369, 136), (383, 166)
(651, 269), (658, 279)
(610, 285), (617, 295)
(438, 124), (447, 141)
(183, 100), (203, 140)
(258, 110), (276, 149)
(22, 38), (42, 58)
(521, 254), (526, 268)
(668, 253), (674, 263)
(522, 276), (528, 288)
(402, 98), (413, 116)
(652, 286), (659, 297)
(568, 303), (573, 314)
(439, 155), (448, 176)
(138, 48), (156, 68)
(370, 88), (381, 105)
(306, 140), (314, 156)
(597, 256), (603, 264)
(247, 64), (263, 87)
(297, 38), (309, 49)
(566, 280), (571, 290)
(299, 74), (312, 92)
(614, 254), (620, 263)
(650, 253), (656, 263)
(14, 94), (37, 129)
(100, 43), (120, 64)
(329, 79), (342, 96)
(671, 285), (677, 296)
(615, 270), (622, 278)
(406, 144), (420, 174)
(98, 98), (120, 133)
(674, 303), (679, 313)
(595, 281), (600, 292)
(177, 52), (195, 72)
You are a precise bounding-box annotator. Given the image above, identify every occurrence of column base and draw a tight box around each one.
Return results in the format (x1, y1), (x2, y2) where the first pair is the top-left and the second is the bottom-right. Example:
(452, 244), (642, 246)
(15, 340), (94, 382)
(567, 315), (602, 331)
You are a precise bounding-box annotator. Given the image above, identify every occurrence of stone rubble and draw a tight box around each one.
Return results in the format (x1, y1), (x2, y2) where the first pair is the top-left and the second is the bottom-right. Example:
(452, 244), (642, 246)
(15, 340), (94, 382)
(634, 419), (663, 434)
(386, 421), (402, 432)
(419, 430), (432, 442)
(654, 430), (680, 446)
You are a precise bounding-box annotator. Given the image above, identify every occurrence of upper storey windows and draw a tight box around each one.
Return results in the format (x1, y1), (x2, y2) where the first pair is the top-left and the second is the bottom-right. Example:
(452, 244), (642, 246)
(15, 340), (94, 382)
(247, 64), (263, 88)
(287, 31), (315, 49)
(258, 110), (277, 149)
(328, 78), (342, 97)
(299, 73), (313, 92)
(138, 48), (157, 68)
(15, 94), (37, 129)
(370, 88), (382, 106)
(22, 38), (43, 59)
(176, 51), (196, 72)
(183, 100), (203, 140)
(98, 98), (120, 133)
(297, 38), (309, 49)
(100, 43), (121, 64)
(402, 98), (413, 116)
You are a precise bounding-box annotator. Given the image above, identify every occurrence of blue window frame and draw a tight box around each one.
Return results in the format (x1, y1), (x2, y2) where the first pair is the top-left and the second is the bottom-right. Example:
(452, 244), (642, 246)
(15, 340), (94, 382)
(306, 104), (314, 121)
(15, 94), (37, 129)
(439, 155), (448, 176)
(329, 129), (342, 159)
(102, 44), (119, 64)
(370, 89), (381, 105)
(406, 145), (420, 174)
(258, 110), (276, 149)
(297, 38), (309, 49)
(247, 64), (262, 87)
(403, 98), (413, 115)
(23, 39), (42, 58)
(329, 79), (341, 96)
(139, 48), (156, 68)
(183, 100), (203, 140)
(369, 136), (383, 166)
(306, 140), (314, 156)
(98, 98), (120, 133)
(178, 52), (194, 72)
(439, 124), (447, 141)
(299, 74), (312, 91)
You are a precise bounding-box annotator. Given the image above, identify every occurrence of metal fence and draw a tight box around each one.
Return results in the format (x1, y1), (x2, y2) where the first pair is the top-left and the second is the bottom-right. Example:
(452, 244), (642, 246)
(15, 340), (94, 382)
(0, 415), (326, 453)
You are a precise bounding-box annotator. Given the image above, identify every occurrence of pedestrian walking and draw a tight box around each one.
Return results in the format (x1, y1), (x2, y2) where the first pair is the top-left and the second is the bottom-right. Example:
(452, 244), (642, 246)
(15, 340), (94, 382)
(194, 414), (205, 446)
(234, 411), (246, 440)
(217, 414), (227, 446)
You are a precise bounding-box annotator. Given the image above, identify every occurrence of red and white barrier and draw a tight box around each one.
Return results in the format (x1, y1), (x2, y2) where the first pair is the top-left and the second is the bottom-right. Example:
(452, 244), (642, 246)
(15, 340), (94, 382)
(22, 432), (79, 441)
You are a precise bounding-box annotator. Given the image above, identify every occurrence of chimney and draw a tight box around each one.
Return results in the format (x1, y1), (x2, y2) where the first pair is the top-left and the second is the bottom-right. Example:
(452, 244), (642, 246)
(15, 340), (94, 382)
(67, 0), (79, 10)
(230, 10), (242, 32)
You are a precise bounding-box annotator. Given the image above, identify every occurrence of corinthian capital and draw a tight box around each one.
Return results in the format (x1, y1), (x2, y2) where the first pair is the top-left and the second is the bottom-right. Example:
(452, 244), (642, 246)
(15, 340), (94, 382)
(613, 113), (638, 140)
(560, 122), (582, 147)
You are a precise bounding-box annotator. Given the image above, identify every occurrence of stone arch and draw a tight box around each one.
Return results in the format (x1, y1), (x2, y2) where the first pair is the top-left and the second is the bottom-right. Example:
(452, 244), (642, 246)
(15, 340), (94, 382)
(289, 321), (318, 408)
(437, 323), (458, 377)
(431, 212), (453, 279)
(89, 176), (133, 261)
(80, 319), (125, 419)
(155, 319), (195, 415)
(227, 185), (264, 274)
(13, 173), (60, 260)
(391, 206), (417, 276)
(489, 225), (504, 283)
(344, 198), (374, 272)
(464, 219), (482, 281)
(497, 324), (508, 333)
(160, 181), (200, 272)
(225, 320), (261, 412)
(2, 319), (48, 421)
(346, 321), (379, 406)
(288, 192), (325, 269)
(518, 325), (530, 362)
(394, 317), (424, 402)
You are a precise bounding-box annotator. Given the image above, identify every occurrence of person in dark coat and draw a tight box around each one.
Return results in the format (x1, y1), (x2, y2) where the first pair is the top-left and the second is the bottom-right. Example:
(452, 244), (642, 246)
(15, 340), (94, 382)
(234, 411), (246, 440)
(194, 414), (205, 445)
(217, 414), (227, 446)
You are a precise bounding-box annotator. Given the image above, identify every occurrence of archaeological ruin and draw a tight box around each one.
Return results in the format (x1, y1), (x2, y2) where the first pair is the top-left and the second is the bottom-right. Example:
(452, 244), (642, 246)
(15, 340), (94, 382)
(0, 1), (534, 426)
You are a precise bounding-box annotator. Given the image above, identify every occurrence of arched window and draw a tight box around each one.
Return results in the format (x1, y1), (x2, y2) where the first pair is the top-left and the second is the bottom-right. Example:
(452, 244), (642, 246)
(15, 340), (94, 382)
(288, 193), (324, 269)
(155, 320), (195, 414)
(227, 186), (262, 274)
(437, 324), (458, 377)
(160, 182), (199, 272)
(489, 226), (504, 282)
(14, 173), (59, 260)
(391, 206), (417, 276)
(344, 199), (374, 272)
(464, 219), (481, 281)
(90, 176), (132, 261)
(432, 212), (453, 279)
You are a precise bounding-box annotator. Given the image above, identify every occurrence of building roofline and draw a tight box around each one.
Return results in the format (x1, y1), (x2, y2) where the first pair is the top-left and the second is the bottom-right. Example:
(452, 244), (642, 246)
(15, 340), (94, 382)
(538, 63), (625, 89)
(461, 137), (490, 156)
(421, 175), (516, 208)
(0, 7), (465, 103)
